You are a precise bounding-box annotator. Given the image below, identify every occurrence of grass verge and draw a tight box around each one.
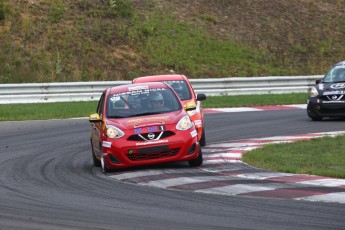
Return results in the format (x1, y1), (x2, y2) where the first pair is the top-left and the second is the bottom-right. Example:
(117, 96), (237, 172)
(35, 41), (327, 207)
(243, 135), (345, 179)
(0, 93), (308, 121)
(0, 101), (97, 121)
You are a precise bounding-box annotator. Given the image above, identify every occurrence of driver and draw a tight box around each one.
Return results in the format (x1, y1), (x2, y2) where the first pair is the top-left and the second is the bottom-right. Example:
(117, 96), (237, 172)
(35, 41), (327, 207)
(149, 92), (165, 109)
(171, 83), (184, 99)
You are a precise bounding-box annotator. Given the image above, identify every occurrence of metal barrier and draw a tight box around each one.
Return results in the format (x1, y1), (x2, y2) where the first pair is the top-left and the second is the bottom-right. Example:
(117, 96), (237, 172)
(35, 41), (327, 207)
(0, 76), (322, 104)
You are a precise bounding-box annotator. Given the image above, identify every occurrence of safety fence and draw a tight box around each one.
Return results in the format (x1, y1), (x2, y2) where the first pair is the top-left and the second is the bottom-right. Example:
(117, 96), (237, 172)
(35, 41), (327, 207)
(0, 76), (322, 104)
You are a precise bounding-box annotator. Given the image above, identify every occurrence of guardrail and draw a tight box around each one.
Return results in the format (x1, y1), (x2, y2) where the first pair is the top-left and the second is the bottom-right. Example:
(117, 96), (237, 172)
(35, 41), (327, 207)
(0, 76), (322, 104)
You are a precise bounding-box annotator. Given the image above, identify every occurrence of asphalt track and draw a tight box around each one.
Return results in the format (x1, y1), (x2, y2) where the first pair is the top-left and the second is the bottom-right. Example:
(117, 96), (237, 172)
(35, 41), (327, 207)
(1, 107), (345, 230)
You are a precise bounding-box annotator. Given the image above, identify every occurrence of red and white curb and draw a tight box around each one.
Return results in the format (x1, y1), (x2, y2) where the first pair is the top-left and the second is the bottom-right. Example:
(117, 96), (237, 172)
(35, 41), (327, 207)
(107, 131), (345, 204)
(203, 104), (306, 114)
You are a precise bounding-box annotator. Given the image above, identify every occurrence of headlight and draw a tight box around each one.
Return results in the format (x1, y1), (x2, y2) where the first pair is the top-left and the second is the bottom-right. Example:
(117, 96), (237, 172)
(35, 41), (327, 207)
(309, 86), (319, 97)
(106, 125), (124, 138)
(176, 115), (193, 130)
(187, 110), (198, 116)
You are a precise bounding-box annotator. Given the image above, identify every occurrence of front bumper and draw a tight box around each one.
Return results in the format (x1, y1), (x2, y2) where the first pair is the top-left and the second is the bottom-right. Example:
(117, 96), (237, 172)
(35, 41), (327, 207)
(307, 97), (345, 117)
(101, 129), (200, 169)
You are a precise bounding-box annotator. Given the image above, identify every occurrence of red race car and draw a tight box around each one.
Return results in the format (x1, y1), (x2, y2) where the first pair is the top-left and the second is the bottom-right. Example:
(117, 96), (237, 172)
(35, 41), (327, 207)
(133, 74), (207, 146)
(89, 82), (203, 173)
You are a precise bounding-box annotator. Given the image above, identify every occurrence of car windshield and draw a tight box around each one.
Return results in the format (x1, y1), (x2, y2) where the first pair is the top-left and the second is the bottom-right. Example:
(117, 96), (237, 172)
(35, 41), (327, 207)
(323, 66), (345, 83)
(163, 80), (192, 100)
(106, 86), (182, 118)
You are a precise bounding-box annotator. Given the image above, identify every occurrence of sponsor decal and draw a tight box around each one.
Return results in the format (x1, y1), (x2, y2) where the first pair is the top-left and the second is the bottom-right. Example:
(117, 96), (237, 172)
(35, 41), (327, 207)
(102, 141), (112, 148)
(330, 83), (345, 89)
(323, 90), (345, 95)
(134, 125), (165, 134)
(135, 140), (169, 146)
(322, 101), (345, 104)
(127, 116), (169, 125)
(128, 85), (149, 91)
(319, 84), (324, 90)
(190, 130), (197, 138)
(194, 120), (202, 125)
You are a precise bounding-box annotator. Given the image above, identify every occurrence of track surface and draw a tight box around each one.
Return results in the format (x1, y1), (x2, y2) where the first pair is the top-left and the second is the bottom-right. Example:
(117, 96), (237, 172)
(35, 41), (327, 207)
(1, 108), (345, 229)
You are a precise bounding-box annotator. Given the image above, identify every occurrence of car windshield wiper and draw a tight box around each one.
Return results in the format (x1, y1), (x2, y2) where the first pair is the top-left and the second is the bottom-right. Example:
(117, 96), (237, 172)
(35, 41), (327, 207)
(107, 115), (126, 118)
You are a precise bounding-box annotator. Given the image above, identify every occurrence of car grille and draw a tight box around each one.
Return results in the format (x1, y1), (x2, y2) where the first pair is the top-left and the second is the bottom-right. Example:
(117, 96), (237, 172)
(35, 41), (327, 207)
(319, 107), (345, 115)
(127, 147), (180, 161)
(320, 95), (345, 101)
(127, 131), (175, 141)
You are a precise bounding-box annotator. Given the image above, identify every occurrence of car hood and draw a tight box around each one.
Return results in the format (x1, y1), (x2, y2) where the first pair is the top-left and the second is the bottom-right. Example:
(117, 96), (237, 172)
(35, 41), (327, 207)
(106, 110), (185, 130)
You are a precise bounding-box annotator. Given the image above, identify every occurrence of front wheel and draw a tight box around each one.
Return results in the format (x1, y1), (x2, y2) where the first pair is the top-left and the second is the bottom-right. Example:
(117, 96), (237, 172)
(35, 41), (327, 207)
(188, 148), (203, 167)
(101, 156), (109, 174)
(307, 104), (323, 121)
(199, 129), (206, 147)
(91, 141), (101, 167)
(310, 116), (323, 121)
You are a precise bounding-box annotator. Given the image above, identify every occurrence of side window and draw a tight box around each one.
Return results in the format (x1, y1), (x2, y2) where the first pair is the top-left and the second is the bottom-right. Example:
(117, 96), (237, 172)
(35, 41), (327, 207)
(97, 92), (105, 117)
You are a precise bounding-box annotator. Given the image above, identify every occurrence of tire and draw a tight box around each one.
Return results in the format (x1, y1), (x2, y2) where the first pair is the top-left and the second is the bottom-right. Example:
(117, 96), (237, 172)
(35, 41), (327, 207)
(91, 141), (101, 167)
(101, 156), (109, 174)
(188, 147), (203, 167)
(310, 116), (323, 121)
(199, 128), (206, 147)
(307, 104), (323, 121)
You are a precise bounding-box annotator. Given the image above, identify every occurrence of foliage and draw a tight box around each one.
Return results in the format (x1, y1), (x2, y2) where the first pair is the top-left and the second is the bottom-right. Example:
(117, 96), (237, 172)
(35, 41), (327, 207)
(0, 1), (344, 83)
(0, 0), (7, 21)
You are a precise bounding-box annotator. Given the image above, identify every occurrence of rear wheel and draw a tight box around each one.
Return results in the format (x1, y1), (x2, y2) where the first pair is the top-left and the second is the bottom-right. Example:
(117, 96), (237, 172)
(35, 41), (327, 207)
(188, 147), (203, 167)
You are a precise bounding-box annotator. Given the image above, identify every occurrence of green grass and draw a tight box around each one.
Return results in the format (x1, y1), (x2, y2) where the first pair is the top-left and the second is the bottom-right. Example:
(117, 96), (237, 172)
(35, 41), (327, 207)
(0, 93), (307, 121)
(203, 93), (307, 108)
(2, 1), (344, 83)
(124, 10), (272, 78)
(0, 101), (97, 121)
(243, 135), (345, 179)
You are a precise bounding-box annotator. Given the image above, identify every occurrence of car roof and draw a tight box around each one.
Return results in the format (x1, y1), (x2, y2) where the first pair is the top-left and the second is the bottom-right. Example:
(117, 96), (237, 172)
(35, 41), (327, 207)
(133, 74), (188, 83)
(108, 82), (169, 94)
(333, 61), (345, 67)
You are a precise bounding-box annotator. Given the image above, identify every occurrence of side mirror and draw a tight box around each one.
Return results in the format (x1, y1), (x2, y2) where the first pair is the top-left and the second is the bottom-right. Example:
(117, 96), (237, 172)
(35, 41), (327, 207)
(196, 93), (206, 101)
(315, 79), (322, 84)
(185, 101), (197, 111)
(89, 113), (102, 122)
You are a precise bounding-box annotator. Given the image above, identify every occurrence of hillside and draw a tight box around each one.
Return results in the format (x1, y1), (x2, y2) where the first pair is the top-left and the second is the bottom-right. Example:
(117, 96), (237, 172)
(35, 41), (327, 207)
(0, 0), (344, 83)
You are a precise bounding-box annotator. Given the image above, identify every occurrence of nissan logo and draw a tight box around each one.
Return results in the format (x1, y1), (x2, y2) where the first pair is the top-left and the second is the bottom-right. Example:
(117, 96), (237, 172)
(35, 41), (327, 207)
(148, 133), (155, 140)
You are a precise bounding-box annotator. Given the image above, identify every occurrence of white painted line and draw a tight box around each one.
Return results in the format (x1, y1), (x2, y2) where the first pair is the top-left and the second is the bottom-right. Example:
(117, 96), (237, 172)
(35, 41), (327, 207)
(203, 153), (243, 159)
(297, 178), (345, 187)
(236, 172), (295, 180)
(196, 183), (287, 195)
(139, 176), (230, 188)
(109, 170), (164, 180)
(296, 192), (345, 204)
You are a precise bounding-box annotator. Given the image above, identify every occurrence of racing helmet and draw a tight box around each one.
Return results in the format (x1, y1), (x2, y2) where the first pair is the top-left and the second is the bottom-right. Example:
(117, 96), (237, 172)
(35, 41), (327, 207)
(149, 92), (164, 108)
(171, 83), (184, 98)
